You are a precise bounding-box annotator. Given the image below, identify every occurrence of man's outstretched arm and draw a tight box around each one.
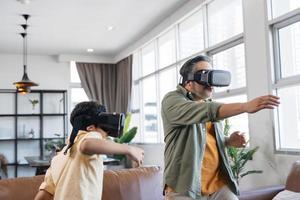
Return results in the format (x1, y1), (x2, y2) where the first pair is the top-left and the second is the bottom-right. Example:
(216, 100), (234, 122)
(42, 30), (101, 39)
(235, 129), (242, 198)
(217, 95), (280, 119)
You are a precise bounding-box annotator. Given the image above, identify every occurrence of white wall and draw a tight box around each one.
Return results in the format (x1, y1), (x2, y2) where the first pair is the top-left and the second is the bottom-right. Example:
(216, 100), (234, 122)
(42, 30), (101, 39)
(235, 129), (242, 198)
(0, 53), (70, 90)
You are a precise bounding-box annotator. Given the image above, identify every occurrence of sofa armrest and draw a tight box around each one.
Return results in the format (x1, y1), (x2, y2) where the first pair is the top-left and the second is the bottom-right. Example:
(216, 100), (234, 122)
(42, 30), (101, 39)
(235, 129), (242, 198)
(239, 185), (285, 200)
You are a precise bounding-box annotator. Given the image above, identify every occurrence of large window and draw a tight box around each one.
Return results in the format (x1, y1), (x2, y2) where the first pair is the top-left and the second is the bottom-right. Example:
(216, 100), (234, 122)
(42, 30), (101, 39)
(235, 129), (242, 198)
(142, 42), (156, 76)
(70, 61), (88, 111)
(278, 21), (300, 78)
(270, 1), (300, 151)
(271, 0), (300, 19)
(158, 29), (176, 69)
(131, 0), (246, 143)
(211, 44), (246, 93)
(179, 9), (204, 59)
(207, 0), (243, 46)
(215, 95), (249, 137)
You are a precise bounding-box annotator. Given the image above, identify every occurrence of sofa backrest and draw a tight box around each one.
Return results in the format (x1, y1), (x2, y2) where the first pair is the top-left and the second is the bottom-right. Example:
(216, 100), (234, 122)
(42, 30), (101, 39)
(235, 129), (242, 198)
(0, 166), (163, 200)
(286, 161), (300, 192)
(0, 174), (44, 200)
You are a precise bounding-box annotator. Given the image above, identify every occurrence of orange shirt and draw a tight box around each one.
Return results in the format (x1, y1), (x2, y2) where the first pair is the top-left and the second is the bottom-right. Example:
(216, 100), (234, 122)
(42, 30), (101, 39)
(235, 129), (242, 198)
(201, 122), (227, 195)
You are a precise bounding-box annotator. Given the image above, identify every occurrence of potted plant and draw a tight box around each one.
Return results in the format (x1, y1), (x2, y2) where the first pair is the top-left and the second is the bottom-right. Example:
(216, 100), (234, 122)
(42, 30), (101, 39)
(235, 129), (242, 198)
(113, 113), (138, 166)
(224, 119), (262, 185)
(28, 98), (39, 113)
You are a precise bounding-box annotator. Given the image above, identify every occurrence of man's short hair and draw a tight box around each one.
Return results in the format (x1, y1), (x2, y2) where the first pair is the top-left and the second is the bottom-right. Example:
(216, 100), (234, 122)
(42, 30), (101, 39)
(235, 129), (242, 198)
(180, 55), (211, 85)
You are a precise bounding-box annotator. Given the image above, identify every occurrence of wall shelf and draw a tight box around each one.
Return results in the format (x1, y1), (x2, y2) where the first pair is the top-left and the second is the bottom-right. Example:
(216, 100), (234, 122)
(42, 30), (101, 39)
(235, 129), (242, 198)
(0, 89), (68, 178)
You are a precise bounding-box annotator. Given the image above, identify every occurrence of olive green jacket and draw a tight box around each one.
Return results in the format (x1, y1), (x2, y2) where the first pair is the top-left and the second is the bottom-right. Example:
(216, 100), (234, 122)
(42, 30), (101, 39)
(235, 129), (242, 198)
(161, 85), (238, 199)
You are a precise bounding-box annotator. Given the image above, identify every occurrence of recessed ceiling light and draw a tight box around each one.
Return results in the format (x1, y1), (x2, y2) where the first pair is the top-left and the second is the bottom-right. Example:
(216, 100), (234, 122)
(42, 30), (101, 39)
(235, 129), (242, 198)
(107, 26), (114, 31)
(18, 0), (31, 4)
(87, 48), (94, 52)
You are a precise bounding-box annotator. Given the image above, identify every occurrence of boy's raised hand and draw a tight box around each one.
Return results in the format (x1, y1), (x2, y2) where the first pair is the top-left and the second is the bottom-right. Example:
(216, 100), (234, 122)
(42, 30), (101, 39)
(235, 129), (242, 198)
(127, 146), (144, 167)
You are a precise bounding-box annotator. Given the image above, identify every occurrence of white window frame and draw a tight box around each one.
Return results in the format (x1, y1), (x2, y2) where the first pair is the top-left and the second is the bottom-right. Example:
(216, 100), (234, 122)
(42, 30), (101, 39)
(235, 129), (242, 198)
(268, 2), (300, 153)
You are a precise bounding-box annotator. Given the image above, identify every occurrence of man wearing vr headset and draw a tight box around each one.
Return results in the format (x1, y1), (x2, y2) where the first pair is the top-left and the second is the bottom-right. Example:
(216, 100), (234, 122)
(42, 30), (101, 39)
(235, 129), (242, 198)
(162, 55), (280, 200)
(34, 101), (144, 200)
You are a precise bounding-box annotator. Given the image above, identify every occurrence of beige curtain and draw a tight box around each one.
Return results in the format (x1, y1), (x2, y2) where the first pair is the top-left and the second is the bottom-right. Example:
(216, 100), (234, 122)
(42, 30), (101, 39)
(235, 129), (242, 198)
(76, 55), (132, 113)
(115, 56), (132, 113)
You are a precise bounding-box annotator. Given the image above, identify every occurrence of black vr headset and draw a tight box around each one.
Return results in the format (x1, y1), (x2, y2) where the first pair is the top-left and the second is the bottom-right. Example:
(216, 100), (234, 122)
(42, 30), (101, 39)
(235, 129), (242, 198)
(186, 69), (231, 87)
(181, 55), (231, 87)
(96, 112), (125, 138)
(72, 106), (125, 138)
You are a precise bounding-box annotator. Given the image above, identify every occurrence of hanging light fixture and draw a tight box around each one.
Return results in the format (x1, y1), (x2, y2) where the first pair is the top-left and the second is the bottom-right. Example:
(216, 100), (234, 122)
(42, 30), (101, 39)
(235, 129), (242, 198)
(13, 14), (38, 94)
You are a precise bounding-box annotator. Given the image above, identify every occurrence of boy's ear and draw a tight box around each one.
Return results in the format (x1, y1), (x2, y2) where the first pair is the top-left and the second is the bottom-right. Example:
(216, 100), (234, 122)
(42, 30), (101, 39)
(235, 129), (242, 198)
(86, 125), (96, 131)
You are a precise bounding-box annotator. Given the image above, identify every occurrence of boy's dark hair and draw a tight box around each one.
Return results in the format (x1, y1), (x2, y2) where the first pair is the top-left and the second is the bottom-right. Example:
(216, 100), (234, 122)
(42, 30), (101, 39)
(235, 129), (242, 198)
(180, 55), (211, 85)
(64, 101), (106, 154)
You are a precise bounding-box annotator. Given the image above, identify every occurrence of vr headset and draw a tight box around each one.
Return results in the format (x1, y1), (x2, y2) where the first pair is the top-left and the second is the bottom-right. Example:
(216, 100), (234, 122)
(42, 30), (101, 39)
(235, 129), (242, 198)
(96, 113), (125, 138)
(186, 69), (231, 87)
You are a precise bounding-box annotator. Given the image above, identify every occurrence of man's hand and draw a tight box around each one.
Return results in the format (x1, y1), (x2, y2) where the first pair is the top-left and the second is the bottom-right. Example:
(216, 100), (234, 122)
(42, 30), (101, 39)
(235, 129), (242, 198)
(226, 131), (246, 148)
(218, 95), (280, 119)
(127, 146), (144, 167)
(243, 95), (280, 113)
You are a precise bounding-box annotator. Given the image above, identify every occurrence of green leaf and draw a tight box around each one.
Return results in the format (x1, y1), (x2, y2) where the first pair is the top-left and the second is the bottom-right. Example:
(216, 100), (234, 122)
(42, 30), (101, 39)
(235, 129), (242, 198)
(240, 170), (263, 178)
(224, 119), (262, 184)
(118, 127), (137, 144)
(123, 113), (132, 133)
(224, 119), (231, 136)
(113, 154), (125, 161)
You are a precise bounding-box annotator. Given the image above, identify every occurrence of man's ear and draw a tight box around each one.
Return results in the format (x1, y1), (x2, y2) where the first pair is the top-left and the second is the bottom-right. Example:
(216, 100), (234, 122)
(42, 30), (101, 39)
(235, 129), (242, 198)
(185, 81), (193, 89)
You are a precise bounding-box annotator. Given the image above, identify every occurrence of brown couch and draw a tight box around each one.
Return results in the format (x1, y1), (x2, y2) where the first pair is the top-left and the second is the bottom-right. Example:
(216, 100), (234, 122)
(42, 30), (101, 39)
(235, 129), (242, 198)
(0, 166), (163, 200)
(239, 161), (300, 200)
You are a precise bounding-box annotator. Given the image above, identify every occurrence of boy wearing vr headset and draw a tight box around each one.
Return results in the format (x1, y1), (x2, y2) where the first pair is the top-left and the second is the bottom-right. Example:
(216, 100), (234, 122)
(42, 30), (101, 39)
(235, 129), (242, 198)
(34, 101), (144, 200)
(162, 55), (280, 200)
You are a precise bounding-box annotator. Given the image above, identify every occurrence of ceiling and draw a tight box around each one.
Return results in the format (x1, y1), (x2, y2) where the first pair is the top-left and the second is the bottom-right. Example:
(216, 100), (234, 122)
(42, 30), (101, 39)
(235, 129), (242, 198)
(0, 0), (189, 57)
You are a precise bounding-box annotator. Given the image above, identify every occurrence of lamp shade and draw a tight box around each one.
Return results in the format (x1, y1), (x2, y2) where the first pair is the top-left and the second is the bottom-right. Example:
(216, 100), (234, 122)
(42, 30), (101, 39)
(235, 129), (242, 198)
(13, 14), (39, 94)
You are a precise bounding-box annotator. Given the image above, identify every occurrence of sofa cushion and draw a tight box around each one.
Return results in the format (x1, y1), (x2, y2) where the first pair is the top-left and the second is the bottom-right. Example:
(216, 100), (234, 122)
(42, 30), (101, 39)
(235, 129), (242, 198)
(0, 175), (44, 200)
(102, 166), (163, 200)
(272, 190), (300, 200)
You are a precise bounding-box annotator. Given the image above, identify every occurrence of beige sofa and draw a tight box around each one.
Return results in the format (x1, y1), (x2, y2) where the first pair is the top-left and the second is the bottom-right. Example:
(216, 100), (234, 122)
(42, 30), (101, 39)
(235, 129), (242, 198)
(0, 166), (163, 200)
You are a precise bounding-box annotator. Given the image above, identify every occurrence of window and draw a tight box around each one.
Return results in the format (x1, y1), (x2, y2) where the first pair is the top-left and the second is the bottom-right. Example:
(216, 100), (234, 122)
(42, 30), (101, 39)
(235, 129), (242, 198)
(211, 43), (246, 93)
(142, 42), (156, 76)
(131, 0), (245, 143)
(70, 62), (81, 83)
(208, 0), (243, 46)
(271, 0), (300, 19)
(70, 61), (88, 111)
(179, 9), (204, 59)
(211, 43), (248, 139)
(131, 53), (141, 142)
(270, 1), (300, 151)
(278, 21), (300, 78)
(215, 95), (249, 138)
(142, 76), (158, 143)
(70, 88), (88, 110)
(159, 67), (177, 101)
(158, 29), (176, 69)
(276, 85), (300, 149)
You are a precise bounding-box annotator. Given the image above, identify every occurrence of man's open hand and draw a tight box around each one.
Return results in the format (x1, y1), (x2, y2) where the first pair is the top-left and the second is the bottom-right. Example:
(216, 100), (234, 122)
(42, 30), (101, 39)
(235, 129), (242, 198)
(243, 95), (280, 113)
